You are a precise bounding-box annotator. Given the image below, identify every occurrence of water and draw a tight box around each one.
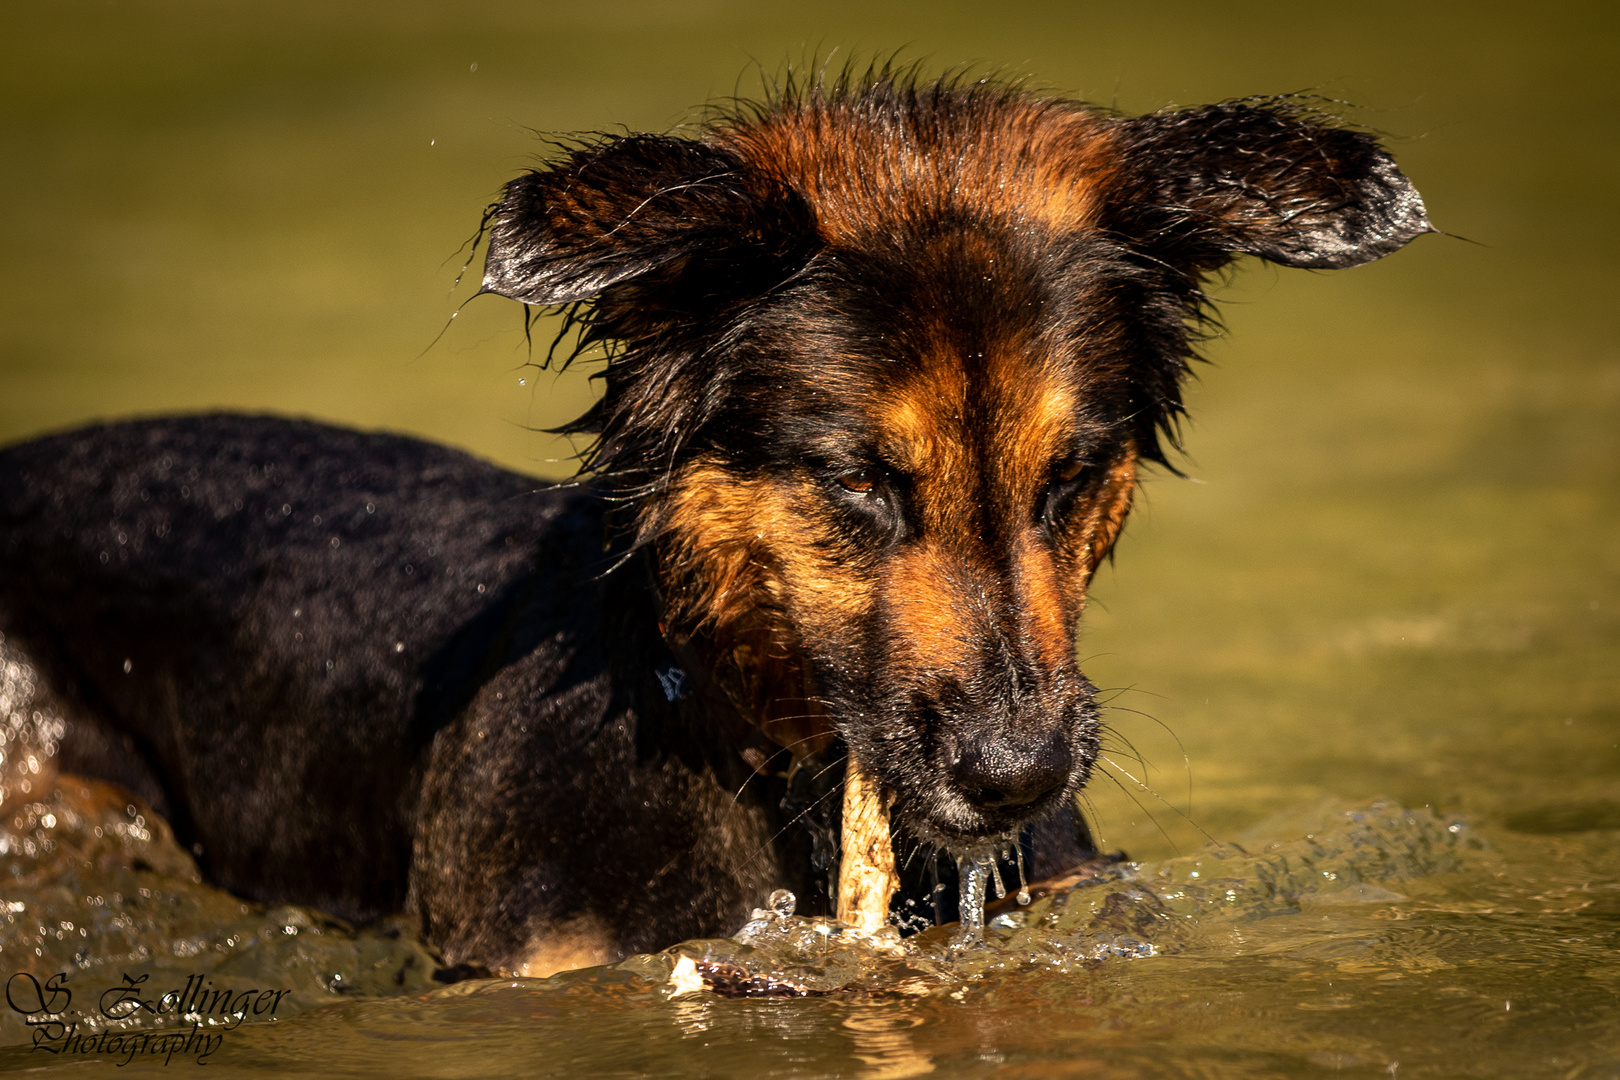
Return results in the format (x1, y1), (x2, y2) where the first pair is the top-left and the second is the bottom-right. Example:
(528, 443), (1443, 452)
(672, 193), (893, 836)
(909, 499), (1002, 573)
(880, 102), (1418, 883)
(2, 1), (1617, 1075)
(956, 857), (989, 947)
(2, 786), (1613, 1075)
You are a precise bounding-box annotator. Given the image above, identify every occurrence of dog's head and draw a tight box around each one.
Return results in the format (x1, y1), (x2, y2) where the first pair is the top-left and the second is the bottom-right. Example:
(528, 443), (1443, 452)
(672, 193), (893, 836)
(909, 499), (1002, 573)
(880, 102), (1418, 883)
(479, 76), (1428, 850)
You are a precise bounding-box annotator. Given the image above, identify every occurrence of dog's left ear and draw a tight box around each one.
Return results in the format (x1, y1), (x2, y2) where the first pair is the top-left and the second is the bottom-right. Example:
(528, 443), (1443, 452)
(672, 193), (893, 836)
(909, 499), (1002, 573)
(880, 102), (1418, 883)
(1109, 102), (1431, 270)
(480, 134), (817, 308)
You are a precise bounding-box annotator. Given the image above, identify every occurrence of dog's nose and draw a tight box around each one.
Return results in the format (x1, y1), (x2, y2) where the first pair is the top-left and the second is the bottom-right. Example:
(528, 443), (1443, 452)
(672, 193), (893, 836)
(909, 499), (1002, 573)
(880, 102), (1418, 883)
(949, 727), (1071, 809)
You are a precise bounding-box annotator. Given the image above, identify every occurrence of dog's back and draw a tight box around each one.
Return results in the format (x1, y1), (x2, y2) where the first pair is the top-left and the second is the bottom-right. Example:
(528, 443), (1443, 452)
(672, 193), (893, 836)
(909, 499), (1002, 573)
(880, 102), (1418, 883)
(0, 415), (568, 919)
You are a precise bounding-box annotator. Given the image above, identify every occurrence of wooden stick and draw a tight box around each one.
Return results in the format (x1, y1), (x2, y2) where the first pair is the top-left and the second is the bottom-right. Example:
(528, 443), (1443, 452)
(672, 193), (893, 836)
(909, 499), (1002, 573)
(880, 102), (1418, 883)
(836, 751), (899, 932)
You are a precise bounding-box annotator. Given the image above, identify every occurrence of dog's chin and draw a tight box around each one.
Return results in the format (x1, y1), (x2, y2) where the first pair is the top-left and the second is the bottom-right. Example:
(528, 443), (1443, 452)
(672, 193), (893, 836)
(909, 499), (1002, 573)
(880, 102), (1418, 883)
(890, 779), (1078, 857)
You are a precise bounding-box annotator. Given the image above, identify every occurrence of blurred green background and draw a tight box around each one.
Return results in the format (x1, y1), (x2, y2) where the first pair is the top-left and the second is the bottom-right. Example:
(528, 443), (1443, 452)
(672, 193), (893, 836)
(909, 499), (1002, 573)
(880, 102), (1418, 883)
(3, 1), (1616, 859)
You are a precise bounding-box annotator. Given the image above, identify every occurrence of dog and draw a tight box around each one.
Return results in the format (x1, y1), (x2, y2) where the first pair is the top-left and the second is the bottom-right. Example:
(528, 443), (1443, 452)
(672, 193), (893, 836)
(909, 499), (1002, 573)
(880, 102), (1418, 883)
(0, 71), (1428, 976)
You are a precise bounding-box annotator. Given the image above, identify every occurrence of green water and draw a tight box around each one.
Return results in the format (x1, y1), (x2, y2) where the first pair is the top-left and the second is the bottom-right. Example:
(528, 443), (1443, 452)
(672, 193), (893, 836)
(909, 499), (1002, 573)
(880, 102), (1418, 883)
(2, 1), (1616, 1075)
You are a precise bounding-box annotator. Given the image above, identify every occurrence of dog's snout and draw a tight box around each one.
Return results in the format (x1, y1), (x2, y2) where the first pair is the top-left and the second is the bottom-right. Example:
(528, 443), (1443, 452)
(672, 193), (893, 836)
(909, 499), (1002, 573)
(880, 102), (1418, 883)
(948, 726), (1071, 809)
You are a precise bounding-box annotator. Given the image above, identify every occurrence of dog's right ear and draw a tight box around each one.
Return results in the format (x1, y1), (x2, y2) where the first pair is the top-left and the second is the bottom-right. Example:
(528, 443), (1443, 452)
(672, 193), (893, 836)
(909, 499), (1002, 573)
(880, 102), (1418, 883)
(481, 134), (818, 308)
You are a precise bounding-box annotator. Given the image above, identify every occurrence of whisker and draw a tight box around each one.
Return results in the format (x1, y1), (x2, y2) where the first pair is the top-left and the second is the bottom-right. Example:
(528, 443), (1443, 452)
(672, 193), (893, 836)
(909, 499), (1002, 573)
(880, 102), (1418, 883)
(1099, 754), (1220, 849)
(1098, 702), (1196, 813)
(1092, 766), (1181, 854)
(734, 753), (851, 870)
(1089, 680), (1169, 705)
(1077, 790), (1109, 851)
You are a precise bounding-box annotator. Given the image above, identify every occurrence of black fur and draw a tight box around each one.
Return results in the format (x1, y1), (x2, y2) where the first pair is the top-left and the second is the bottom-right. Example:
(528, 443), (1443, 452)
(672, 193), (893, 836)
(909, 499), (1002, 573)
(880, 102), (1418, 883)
(0, 416), (1089, 961)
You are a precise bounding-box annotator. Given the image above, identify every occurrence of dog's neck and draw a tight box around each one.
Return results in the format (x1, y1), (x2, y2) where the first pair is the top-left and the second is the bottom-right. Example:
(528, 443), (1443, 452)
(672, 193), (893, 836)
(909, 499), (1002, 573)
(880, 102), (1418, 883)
(638, 552), (789, 778)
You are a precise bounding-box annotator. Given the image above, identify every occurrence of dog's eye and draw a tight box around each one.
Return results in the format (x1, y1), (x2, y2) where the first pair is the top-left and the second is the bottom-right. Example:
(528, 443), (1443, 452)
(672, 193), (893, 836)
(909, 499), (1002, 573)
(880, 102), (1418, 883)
(1053, 458), (1087, 485)
(1040, 456), (1099, 526)
(835, 467), (877, 495)
(828, 462), (907, 540)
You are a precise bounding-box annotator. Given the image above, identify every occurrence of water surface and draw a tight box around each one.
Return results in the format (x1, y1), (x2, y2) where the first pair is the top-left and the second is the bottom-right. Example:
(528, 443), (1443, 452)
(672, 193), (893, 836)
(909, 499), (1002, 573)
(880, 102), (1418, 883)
(1, 1), (1616, 1075)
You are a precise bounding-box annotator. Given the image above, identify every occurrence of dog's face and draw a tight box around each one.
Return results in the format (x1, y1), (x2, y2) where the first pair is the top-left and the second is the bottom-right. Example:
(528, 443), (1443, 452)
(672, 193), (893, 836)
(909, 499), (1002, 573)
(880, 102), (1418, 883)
(479, 78), (1428, 851)
(651, 227), (1145, 846)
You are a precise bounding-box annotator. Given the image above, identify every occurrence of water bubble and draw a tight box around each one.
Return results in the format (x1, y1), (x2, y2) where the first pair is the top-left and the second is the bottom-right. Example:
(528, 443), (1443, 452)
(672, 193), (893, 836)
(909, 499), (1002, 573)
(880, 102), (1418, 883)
(767, 889), (796, 919)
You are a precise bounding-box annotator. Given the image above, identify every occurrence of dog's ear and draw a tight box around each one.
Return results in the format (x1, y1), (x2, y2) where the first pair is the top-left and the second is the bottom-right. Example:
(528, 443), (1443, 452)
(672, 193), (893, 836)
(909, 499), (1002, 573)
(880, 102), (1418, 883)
(481, 134), (817, 307)
(1109, 102), (1430, 271)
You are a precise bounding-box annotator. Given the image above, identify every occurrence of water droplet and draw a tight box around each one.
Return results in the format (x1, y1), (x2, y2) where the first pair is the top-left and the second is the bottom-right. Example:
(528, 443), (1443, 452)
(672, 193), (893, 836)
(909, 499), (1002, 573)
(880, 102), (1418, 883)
(1015, 842), (1031, 905)
(767, 889), (796, 918)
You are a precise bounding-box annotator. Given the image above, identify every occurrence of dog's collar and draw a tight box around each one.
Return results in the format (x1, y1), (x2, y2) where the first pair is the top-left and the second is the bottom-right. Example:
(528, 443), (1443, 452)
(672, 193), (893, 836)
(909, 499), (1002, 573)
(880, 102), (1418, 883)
(660, 633), (786, 777)
(641, 558), (786, 778)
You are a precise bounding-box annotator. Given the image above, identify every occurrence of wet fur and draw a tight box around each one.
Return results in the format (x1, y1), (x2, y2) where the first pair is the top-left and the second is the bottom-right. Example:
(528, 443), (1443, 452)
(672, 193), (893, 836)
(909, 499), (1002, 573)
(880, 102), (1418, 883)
(0, 71), (1426, 972)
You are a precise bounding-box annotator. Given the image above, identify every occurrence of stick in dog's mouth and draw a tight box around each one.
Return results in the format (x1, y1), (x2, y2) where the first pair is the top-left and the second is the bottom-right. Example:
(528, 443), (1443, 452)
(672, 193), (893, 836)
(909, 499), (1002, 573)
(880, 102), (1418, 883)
(834, 756), (1025, 944)
(836, 751), (900, 933)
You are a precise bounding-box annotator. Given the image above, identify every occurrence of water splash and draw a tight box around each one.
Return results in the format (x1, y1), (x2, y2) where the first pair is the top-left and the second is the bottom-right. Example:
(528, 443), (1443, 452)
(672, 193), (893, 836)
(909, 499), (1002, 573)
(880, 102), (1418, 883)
(0, 641), (67, 807)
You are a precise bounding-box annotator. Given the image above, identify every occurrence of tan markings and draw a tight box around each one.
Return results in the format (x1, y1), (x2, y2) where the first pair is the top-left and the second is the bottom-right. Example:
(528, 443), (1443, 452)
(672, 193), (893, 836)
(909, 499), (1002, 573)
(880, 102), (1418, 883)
(878, 342), (1099, 678)
(1063, 449), (1139, 600)
(1010, 532), (1075, 671)
(659, 460), (869, 632)
(885, 343), (1076, 502)
(883, 543), (979, 676)
(992, 375), (1081, 515)
(716, 98), (1120, 245)
(507, 915), (622, 977)
(876, 374), (967, 525)
(657, 457), (870, 758)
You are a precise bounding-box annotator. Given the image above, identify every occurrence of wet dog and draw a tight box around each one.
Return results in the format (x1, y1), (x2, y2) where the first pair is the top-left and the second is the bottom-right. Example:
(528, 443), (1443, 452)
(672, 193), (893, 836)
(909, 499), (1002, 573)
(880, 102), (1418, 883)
(0, 72), (1427, 975)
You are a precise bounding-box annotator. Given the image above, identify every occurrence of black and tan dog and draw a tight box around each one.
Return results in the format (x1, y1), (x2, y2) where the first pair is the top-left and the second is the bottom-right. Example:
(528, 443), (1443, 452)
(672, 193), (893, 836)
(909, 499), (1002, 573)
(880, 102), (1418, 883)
(0, 72), (1427, 975)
